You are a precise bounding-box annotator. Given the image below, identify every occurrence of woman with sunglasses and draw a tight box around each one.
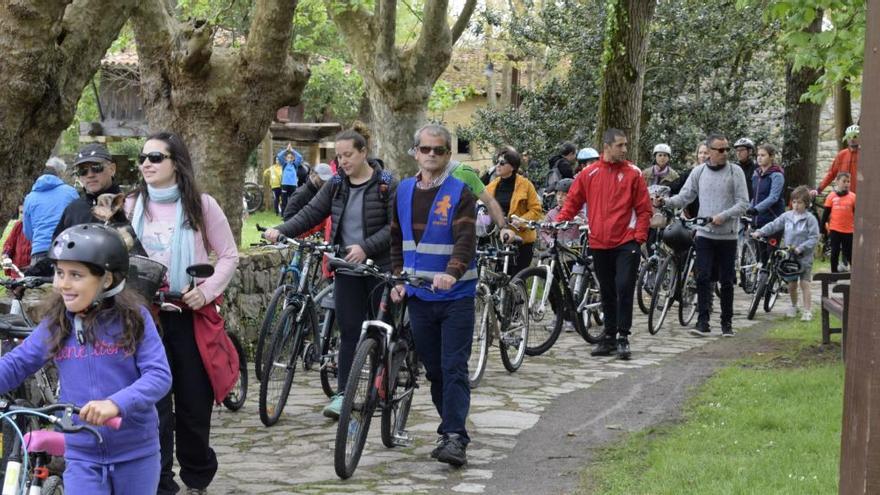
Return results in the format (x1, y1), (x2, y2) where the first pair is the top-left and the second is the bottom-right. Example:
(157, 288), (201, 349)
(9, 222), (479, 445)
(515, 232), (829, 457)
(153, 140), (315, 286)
(127, 132), (239, 495)
(486, 148), (543, 275)
(264, 129), (396, 420)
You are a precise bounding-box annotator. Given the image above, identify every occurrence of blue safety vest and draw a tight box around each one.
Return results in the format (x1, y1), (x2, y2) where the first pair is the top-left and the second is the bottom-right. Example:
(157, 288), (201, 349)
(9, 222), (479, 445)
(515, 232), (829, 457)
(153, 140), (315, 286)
(397, 176), (477, 301)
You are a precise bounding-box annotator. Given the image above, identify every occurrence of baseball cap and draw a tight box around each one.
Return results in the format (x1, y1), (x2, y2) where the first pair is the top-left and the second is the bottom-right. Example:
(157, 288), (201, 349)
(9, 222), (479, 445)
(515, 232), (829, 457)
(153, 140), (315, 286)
(314, 163), (334, 181)
(73, 143), (113, 167)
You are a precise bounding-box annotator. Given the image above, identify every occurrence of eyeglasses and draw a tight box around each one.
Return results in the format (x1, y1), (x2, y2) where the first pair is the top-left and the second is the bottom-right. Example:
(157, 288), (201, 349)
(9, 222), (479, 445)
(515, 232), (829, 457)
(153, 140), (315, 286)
(416, 145), (449, 156)
(138, 152), (172, 164)
(710, 147), (730, 153)
(75, 164), (105, 177)
(496, 159), (508, 165)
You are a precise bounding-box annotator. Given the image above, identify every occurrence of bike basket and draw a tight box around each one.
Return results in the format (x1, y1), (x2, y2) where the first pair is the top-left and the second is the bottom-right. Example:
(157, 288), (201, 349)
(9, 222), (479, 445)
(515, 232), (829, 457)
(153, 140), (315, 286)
(128, 255), (168, 300)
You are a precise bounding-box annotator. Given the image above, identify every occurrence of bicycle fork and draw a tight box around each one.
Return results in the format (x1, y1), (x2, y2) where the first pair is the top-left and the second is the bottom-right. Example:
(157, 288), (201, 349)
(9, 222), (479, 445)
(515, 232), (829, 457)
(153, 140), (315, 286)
(527, 260), (556, 319)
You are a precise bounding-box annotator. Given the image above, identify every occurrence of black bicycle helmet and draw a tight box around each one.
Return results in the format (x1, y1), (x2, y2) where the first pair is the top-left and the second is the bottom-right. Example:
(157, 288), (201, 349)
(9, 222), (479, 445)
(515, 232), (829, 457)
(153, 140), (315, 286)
(661, 219), (694, 253)
(555, 178), (575, 193)
(50, 224), (130, 280)
(778, 257), (804, 282)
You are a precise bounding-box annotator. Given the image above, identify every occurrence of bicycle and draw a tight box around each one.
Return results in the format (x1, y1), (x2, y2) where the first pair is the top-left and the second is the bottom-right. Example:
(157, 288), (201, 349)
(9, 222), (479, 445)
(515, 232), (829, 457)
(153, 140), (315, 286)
(746, 237), (796, 320)
(149, 262), (248, 412)
(0, 401), (121, 495)
(638, 185), (672, 314)
(736, 216), (760, 294)
(647, 214), (710, 334)
(329, 259), (426, 480)
(468, 235), (530, 388)
(254, 228), (339, 426)
(243, 181), (264, 214)
(511, 218), (604, 356)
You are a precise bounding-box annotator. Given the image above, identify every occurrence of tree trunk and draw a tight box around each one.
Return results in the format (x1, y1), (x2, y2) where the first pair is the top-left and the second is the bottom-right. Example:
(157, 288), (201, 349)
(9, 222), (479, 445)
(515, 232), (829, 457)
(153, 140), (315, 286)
(833, 80), (854, 150)
(594, 0), (657, 155)
(328, 0), (477, 177)
(0, 0), (135, 233)
(132, 0), (309, 242)
(781, 14), (824, 192)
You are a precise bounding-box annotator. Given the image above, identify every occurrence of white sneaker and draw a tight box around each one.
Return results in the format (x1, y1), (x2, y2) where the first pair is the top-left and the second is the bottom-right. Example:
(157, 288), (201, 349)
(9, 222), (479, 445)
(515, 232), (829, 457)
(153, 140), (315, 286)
(785, 306), (799, 318)
(800, 310), (813, 322)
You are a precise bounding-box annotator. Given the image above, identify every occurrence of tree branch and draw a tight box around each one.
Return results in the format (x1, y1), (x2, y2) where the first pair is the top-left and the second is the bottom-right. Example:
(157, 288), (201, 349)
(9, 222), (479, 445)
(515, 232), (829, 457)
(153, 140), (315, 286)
(451, 0), (477, 44)
(131, 0), (178, 67)
(377, 0), (397, 56)
(414, 0), (452, 70)
(181, 20), (214, 74)
(243, 0), (299, 70)
(323, 1), (377, 68)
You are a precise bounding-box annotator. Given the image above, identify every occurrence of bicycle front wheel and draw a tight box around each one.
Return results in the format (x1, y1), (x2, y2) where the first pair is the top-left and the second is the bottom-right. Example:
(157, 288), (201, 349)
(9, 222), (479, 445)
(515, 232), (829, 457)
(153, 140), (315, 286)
(739, 240), (759, 294)
(255, 284), (290, 381)
(499, 280), (529, 372)
(513, 266), (562, 356)
(244, 181), (263, 213)
(381, 347), (417, 448)
(258, 304), (311, 426)
(223, 332), (248, 411)
(648, 257), (677, 335)
(335, 337), (381, 480)
(747, 272), (768, 320)
(636, 257), (657, 315)
(468, 286), (492, 388)
(764, 271), (780, 312)
(577, 272), (605, 343)
(678, 254), (698, 326)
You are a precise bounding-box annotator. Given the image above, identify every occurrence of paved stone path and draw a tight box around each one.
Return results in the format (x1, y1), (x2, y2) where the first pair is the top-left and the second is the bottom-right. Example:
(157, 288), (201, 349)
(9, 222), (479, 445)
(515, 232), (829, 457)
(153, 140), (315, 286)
(205, 287), (794, 494)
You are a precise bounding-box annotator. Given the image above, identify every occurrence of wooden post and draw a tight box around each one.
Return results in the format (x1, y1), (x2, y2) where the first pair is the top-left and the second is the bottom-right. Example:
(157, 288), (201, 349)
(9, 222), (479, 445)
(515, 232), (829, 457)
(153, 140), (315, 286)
(839, 1), (880, 492)
(260, 129), (275, 214)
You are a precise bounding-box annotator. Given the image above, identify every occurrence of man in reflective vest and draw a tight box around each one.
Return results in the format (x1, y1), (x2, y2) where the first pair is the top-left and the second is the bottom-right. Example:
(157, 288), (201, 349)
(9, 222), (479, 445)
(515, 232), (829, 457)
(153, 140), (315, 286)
(391, 124), (477, 468)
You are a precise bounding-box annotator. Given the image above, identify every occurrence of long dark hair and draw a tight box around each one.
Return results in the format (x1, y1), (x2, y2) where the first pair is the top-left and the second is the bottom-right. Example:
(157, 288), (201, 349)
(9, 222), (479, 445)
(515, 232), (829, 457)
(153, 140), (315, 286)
(39, 267), (146, 356)
(129, 131), (205, 235)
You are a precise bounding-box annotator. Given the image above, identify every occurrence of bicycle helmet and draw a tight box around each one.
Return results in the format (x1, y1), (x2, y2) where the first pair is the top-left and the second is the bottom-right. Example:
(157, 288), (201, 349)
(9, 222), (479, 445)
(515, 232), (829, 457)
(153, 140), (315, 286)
(652, 143), (672, 156)
(778, 256), (804, 282)
(50, 224), (130, 298)
(576, 148), (599, 163)
(845, 124), (860, 140)
(661, 219), (694, 253)
(554, 178), (575, 193)
(733, 138), (755, 150)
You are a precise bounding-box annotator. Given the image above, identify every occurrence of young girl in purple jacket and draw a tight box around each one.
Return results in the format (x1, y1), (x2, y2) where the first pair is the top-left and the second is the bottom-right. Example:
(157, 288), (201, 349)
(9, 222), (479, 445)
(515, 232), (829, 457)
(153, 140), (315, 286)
(0, 224), (171, 494)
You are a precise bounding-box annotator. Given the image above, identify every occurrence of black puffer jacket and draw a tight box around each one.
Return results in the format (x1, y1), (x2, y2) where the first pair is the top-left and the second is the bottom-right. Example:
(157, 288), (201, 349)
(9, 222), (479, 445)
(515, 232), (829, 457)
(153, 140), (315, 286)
(282, 179), (321, 221)
(277, 159), (396, 270)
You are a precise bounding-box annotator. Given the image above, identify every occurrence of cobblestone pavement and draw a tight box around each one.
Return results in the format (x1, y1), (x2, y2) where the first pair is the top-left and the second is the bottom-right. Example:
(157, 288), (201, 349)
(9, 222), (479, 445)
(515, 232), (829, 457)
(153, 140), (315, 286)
(206, 289), (790, 494)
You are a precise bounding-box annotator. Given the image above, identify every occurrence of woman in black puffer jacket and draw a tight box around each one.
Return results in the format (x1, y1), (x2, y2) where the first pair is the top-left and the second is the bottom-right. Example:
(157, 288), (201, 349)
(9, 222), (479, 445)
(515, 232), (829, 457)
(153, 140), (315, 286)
(265, 129), (396, 419)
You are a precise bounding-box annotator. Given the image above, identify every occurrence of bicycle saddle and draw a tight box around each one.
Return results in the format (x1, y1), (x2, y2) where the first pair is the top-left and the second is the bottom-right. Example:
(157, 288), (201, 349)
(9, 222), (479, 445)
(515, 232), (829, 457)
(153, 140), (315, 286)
(23, 430), (65, 456)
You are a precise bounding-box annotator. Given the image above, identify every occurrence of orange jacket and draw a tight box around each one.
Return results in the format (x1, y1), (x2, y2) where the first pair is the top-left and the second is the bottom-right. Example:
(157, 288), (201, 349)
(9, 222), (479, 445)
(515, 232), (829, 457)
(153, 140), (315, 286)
(818, 147), (858, 193)
(486, 174), (543, 244)
(557, 157), (653, 249)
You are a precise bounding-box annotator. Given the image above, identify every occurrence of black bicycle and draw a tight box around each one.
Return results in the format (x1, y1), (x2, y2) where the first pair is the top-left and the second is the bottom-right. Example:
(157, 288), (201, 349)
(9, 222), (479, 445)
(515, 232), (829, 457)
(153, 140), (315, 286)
(747, 237), (796, 320)
(330, 259), (426, 480)
(512, 219), (604, 356)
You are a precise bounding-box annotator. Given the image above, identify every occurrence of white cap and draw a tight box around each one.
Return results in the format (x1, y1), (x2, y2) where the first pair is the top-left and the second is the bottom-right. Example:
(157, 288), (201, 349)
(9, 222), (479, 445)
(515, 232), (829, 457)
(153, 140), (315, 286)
(314, 163), (334, 181)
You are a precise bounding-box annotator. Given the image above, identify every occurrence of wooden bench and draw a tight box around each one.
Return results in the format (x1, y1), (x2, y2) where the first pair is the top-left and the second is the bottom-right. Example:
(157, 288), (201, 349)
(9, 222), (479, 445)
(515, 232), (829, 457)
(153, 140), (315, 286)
(813, 272), (851, 352)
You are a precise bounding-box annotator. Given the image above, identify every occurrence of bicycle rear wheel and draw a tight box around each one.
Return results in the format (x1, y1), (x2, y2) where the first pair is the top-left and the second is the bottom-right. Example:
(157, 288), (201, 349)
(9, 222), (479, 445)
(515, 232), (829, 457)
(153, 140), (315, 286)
(499, 280), (529, 372)
(335, 336), (381, 480)
(319, 309), (341, 398)
(258, 304), (311, 426)
(468, 286), (492, 388)
(764, 272), (780, 312)
(577, 272), (605, 343)
(223, 332), (248, 411)
(747, 272), (768, 320)
(739, 240), (759, 294)
(513, 266), (562, 356)
(244, 181), (263, 213)
(648, 257), (677, 335)
(636, 257), (658, 315)
(255, 284), (290, 381)
(678, 254), (698, 326)
(381, 347), (417, 448)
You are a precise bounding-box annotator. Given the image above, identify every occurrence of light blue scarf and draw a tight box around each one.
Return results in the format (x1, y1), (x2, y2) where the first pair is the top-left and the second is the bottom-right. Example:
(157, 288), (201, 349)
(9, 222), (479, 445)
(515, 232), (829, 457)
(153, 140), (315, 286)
(130, 185), (195, 292)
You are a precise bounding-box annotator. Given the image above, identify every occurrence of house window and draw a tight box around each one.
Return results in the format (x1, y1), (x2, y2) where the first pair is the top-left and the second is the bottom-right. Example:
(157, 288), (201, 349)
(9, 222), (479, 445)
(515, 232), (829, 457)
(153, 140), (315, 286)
(457, 137), (471, 155)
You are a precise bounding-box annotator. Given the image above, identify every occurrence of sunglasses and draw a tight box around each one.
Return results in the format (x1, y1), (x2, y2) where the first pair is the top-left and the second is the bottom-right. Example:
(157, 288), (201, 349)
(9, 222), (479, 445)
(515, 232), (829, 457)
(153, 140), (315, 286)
(138, 152), (172, 164)
(416, 145), (449, 156)
(75, 164), (105, 177)
(496, 159), (508, 165)
(710, 147), (730, 153)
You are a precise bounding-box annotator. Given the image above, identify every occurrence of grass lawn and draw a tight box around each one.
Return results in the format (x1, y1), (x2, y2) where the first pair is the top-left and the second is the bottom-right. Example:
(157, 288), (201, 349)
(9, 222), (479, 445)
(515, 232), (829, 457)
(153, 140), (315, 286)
(240, 211), (284, 250)
(581, 317), (844, 495)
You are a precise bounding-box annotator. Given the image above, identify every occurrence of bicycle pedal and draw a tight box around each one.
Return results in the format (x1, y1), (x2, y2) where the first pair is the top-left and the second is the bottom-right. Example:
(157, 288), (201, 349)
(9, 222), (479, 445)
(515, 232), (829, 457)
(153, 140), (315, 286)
(392, 431), (413, 447)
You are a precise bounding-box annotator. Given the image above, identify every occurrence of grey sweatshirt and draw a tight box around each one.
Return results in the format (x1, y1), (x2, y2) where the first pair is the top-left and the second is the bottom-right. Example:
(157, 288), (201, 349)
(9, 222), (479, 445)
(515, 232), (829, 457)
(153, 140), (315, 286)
(756, 210), (820, 265)
(665, 162), (750, 240)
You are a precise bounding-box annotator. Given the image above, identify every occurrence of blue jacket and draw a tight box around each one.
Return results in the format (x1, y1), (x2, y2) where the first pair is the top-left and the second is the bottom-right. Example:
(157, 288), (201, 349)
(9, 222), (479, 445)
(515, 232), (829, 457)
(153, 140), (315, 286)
(751, 165), (785, 228)
(397, 176), (477, 301)
(276, 149), (303, 187)
(23, 175), (78, 254)
(0, 306), (171, 464)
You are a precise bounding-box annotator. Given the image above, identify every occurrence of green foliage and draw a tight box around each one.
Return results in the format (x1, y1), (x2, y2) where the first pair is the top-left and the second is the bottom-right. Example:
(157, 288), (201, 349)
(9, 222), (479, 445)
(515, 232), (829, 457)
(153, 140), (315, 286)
(428, 81), (474, 119)
(740, 0), (866, 102)
(301, 58), (364, 124)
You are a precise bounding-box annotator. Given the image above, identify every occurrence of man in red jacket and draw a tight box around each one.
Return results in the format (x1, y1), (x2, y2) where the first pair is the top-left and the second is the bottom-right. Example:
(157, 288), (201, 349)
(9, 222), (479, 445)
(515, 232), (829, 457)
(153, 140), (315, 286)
(557, 129), (653, 359)
(812, 124), (859, 196)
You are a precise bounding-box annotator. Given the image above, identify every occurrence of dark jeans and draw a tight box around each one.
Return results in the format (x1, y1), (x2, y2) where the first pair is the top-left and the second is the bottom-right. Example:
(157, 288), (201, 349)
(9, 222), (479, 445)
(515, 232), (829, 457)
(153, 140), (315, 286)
(506, 242), (535, 277)
(271, 187), (282, 215)
(157, 311), (217, 494)
(829, 230), (853, 272)
(591, 241), (640, 339)
(407, 296), (475, 443)
(333, 273), (382, 390)
(695, 236), (736, 327)
(280, 185), (296, 214)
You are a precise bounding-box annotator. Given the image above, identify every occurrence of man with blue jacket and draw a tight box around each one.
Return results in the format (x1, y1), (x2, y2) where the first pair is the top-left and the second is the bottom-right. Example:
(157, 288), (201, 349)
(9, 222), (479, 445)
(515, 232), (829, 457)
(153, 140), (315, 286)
(23, 157), (78, 274)
(390, 124), (477, 467)
(276, 144), (303, 214)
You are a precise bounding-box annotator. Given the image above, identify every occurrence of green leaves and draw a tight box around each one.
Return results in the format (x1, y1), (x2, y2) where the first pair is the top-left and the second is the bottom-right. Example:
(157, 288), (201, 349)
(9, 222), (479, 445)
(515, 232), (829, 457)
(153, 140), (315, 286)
(300, 58), (364, 124)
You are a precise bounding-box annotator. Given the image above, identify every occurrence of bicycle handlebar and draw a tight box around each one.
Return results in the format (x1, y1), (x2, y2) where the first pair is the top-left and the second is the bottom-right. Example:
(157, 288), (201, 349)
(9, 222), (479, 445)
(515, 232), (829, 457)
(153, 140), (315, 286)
(0, 401), (123, 443)
(256, 224), (334, 253)
(327, 258), (434, 290)
(0, 276), (53, 291)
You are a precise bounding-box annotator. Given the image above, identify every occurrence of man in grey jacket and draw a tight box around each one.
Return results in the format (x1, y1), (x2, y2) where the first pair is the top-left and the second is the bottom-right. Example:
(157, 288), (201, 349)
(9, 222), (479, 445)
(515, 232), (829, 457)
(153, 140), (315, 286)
(656, 134), (749, 337)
